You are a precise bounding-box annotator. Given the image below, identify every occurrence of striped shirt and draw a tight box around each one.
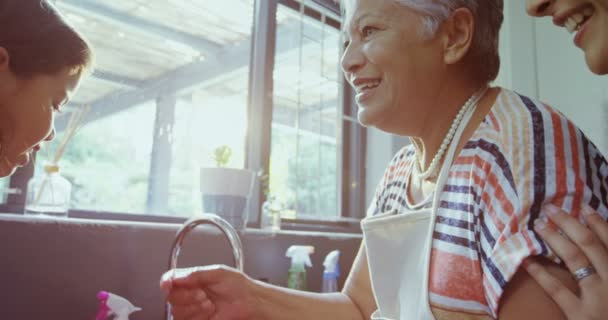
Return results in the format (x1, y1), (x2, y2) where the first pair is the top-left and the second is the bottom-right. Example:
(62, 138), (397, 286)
(366, 88), (608, 319)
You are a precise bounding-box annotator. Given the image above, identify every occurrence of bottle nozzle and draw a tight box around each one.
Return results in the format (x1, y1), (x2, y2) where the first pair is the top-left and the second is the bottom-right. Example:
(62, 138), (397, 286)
(97, 291), (110, 301)
(95, 291), (141, 320)
(286, 245), (315, 268)
(323, 250), (341, 277)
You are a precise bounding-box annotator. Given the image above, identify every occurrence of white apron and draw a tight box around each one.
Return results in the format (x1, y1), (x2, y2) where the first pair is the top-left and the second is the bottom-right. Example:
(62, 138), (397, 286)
(362, 99), (479, 320)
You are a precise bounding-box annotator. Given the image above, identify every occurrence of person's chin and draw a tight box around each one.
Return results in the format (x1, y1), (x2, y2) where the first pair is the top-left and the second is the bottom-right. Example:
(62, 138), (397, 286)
(357, 109), (374, 128)
(357, 104), (377, 125)
(358, 105), (389, 129)
(584, 46), (608, 75)
(587, 57), (608, 75)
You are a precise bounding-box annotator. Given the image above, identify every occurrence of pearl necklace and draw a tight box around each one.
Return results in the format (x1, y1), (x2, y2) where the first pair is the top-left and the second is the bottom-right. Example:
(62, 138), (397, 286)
(414, 87), (487, 180)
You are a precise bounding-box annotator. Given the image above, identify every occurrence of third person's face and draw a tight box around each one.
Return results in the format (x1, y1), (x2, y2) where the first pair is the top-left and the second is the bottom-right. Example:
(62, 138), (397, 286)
(526, 0), (608, 74)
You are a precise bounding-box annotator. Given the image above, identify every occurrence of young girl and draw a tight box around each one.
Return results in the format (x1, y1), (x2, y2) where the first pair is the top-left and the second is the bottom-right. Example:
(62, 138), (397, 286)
(0, 0), (93, 177)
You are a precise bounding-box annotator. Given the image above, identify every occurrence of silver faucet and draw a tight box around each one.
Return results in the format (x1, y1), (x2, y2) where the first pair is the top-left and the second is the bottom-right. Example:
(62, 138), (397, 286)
(166, 213), (244, 320)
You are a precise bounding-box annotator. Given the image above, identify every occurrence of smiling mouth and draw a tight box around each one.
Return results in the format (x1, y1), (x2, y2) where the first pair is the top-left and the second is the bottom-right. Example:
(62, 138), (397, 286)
(564, 6), (594, 33)
(355, 80), (382, 94)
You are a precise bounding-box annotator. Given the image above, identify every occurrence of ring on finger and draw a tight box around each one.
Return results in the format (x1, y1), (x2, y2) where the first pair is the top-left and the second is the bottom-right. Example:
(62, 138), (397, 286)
(572, 266), (597, 281)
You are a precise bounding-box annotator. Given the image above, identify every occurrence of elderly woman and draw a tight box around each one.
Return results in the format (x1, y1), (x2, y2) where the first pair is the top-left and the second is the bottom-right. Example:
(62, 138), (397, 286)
(0, 0), (92, 177)
(161, 0), (608, 319)
(522, 1), (608, 319)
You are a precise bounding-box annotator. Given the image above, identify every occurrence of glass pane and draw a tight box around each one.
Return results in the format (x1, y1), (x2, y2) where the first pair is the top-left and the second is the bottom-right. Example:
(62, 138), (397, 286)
(272, 4), (342, 219)
(39, 0), (254, 216)
(168, 85), (249, 216)
(88, 0), (255, 45)
(37, 102), (155, 213)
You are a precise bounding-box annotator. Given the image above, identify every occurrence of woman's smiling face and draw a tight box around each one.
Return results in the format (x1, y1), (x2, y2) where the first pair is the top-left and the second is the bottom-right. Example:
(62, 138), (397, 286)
(340, 0), (446, 135)
(526, 0), (608, 74)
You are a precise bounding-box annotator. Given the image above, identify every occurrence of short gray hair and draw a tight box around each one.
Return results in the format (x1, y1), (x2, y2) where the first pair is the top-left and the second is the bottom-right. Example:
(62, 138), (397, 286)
(399, 0), (503, 83)
(343, 0), (504, 83)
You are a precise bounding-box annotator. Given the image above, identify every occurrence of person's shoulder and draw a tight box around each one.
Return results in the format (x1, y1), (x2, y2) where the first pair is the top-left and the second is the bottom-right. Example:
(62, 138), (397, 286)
(383, 143), (415, 180)
(470, 88), (593, 161)
(460, 88), (561, 193)
(366, 144), (415, 217)
(392, 144), (415, 163)
(473, 88), (607, 192)
(492, 88), (581, 135)
(497, 88), (600, 155)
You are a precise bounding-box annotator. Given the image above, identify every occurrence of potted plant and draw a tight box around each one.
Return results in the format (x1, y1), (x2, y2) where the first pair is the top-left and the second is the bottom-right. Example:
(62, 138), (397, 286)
(199, 145), (255, 230)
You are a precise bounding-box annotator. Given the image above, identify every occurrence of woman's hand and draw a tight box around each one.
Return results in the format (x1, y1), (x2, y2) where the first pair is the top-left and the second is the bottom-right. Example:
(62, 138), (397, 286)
(160, 265), (260, 320)
(525, 204), (608, 320)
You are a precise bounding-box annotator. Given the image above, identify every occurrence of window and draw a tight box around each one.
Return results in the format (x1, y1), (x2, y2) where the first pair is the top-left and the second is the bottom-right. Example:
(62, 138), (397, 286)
(37, 102), (155, 213)
(2, 0), (365, 227)
(168, 86), (249, 216)
(271, 3), (342, 219)
(31, 0), (255, 216)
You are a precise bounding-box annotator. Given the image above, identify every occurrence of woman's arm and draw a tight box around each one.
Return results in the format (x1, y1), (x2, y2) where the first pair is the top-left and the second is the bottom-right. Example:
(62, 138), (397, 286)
(499, 258), (577, 319)
(162, 243), (376, 320)
(498, 204), (608, 319)
(523, 205), (608, 320)
(342, 243), (378, 318)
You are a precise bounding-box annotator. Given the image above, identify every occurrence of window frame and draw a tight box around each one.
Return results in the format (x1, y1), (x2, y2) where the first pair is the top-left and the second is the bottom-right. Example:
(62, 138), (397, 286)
(0, 0), (366, 233)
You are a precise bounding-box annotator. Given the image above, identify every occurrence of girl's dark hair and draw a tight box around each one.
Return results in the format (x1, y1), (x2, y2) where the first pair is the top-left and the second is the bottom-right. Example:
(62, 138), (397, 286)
(0, 0), (93, 77)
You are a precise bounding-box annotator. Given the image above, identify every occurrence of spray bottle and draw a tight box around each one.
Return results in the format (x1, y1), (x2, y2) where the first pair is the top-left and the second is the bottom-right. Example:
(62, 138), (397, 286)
(321, 250), (341, 293)
(286, 245), (315, 290)
(96, 291), (142, 320)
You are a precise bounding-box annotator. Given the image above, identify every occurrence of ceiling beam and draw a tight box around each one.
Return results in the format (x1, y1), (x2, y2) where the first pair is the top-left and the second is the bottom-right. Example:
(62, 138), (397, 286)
(58, 39), (249, 131)
(58, 18), (340, 131)
(58, 0), (222, 54)
(92, 70), (144, 88)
